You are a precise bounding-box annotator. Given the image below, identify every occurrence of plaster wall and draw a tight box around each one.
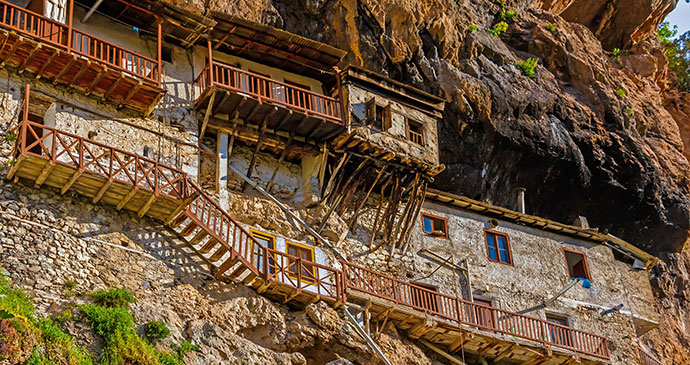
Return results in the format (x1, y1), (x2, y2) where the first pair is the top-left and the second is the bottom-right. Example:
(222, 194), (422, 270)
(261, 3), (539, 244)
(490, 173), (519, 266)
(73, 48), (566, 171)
(345, 82), (439, 166)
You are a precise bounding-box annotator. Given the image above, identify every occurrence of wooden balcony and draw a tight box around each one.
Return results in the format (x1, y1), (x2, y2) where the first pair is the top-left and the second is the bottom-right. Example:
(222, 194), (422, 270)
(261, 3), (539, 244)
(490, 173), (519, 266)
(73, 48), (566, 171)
(0, 0), (164, 114)
(195, 61), (346, 143)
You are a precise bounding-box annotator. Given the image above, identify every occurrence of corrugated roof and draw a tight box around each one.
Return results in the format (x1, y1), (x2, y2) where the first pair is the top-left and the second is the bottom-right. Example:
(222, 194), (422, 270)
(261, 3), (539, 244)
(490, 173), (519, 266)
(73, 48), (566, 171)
(425, 189), (659, 270)
(209, 12), (347, 78)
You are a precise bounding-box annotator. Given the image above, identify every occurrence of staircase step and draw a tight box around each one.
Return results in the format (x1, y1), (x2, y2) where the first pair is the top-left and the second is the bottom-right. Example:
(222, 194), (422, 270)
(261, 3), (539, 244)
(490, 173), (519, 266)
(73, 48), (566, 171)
(228, 263), (249, 279)
(169, 212), (188, 229)
(215, 257), (239, 278)
(189, 230), (209, 245)
(198, 238), (219, 254)
(180, 221), (198, 236)
(242, 272), (258, 285)
(209, 246), (229, 262)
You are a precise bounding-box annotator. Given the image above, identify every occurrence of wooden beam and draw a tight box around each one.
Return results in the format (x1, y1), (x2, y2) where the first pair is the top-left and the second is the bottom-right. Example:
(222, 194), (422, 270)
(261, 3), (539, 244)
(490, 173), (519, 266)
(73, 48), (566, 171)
(275, 110), (294, 131)
(212, 90), (231, 115)
(103, 75), (124, 101)
(35, 51), (59, 80)
(164, 191), (199, 224)
(244, 114), (270, 186)
(227, 95), (247, 117)
(85, 68), (106, 95)
(448, 334), (470, 354)
(33, 161), (54, 188)
(493, 344), (518, 362)
(188, 230), (209, 245)
(5, 155), (25, 180)
(67, 61), (90, 89)
(198, 90), (216, 140)
(477, 339), (499, 355)
(408, 322), (433, 339)
(53, 56), (76, 84)
(244, 101), (262, 122)
(92, 179), (113, 203)
(18, 43), (42, 74)
(306, 120), (323, 140)
(137, 193), (157, 218)
(116, 187), (139, 211)
(198, 238), (219, 254)
(0, 38), (23, 68)
(60, 169), (83, 195)
(118, 80), (143, 108)
(266, 129), (295, 192)
(282, 288), (301, 304)
(420, 340), (467, 365)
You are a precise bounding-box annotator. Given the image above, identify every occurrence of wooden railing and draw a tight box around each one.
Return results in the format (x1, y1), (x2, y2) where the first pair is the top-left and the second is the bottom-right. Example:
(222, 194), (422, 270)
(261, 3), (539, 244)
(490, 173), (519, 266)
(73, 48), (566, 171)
(10, 85), (608, 360)
(196, 61), (343, 124)
(342, 261), (610, 359)
(0, 0), (160, 85)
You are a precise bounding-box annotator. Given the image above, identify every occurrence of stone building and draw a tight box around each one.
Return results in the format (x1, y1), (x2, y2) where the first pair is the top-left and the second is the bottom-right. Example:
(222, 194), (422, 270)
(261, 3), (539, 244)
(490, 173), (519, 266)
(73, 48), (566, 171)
(0, 0), (662, 364)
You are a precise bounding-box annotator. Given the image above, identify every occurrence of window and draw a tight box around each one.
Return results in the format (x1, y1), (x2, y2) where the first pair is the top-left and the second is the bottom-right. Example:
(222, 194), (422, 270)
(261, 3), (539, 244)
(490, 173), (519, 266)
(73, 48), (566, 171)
(286, 242), (316, 280)
(161, 46), (173, 63)
(366, 99), (391, 130)
(421, 213), (448, 238)
(250, 230), (275, 273)
(563, 249), (590, 280)
(546, 314), (573, 347)
(406, 118), (424, 145)
(485, 230), (512, 265)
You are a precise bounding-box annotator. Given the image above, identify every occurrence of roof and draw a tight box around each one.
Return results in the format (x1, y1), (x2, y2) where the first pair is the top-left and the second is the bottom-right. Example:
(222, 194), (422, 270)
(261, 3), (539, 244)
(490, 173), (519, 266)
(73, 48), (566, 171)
(341, 66), (446, 117)
(208, 12), (347, 79)
(424, 189), (659, 270)
(75, 0), (214, 47)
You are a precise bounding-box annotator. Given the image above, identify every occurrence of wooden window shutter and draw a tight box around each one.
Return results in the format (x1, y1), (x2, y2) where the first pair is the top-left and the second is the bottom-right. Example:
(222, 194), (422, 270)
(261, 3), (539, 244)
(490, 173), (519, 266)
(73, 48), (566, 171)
(366, 98), (376, 124)
(382, 104), (392, 131)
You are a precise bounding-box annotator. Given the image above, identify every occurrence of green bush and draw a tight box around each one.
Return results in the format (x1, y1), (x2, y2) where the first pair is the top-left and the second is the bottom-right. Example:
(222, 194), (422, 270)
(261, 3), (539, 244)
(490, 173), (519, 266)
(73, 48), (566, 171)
(658, 21), (690, 91)
(490, 21), (508, 36)
(145, 320), (171, 340)
(36, 318), (92, 364)
(625, 106), (633, 116)
(503, 10), (518, 21)
(79, 303), (159, 365)
(545, 23), (556, 33)
(90, 288), (136, 308)
(615, 87), (627, 98)
(159, 340), (200, 365)
(516, 58), (539, 77)
(468, 23), (478, 32)
(4, 132), (16, 143)
(613, 48), (621, 57)
(0, 272), (35, 321)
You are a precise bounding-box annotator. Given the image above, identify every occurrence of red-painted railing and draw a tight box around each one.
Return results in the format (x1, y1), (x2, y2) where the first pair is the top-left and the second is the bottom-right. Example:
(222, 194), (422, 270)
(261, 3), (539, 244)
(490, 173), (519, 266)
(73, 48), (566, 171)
(196, 61), (343, 124)
(0, 0), (160, 85)
(9, 85), (609, 360)
(341, 261), (610, 359)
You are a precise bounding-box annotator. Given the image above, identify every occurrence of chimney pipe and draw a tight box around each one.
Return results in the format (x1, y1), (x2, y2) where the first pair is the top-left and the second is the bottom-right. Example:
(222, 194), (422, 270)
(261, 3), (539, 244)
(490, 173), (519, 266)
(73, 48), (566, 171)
(516, 188), (526, 214)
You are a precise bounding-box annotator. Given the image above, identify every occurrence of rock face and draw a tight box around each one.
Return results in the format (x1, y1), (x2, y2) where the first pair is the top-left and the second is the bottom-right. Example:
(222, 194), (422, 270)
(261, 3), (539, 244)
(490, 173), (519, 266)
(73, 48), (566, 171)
(199, 0), (690, 254)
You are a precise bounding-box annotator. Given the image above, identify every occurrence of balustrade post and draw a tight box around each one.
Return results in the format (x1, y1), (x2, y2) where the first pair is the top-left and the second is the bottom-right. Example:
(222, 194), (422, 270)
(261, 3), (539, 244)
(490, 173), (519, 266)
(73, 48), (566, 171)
(20, 84), (29, 153)
(297, 258), (302, 290)
(207, 37), (213, 87)
(154, 161), (159, 194)
(66, 0), (74, 50)
(157, 21), (162, 86)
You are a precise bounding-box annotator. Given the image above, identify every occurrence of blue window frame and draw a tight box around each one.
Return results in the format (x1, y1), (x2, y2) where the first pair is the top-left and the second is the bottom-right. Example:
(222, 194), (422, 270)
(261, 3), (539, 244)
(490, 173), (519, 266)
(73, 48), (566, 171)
(485, 230), (512, 265)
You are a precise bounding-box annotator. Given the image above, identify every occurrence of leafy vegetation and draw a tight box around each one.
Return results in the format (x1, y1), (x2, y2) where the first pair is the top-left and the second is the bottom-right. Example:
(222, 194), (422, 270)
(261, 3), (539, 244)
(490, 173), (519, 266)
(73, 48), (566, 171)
(468, 23), (478, 32)
(626, 106), (633, 116)
(613, 48), (621, 57)
(499, 1), (518, 21)
(159, 341), (199, 365)
(616, 86), (627, 98)
(145, 320), (171, 340)
(490, 21), (508, 36)
(4, 132), (16, 143)
(658, 21), (690, 91)
(89, 288), (136, 308)
(0, 269), (92, 364)
(545, 23), (556, 33)
(516, 58), (539, 77)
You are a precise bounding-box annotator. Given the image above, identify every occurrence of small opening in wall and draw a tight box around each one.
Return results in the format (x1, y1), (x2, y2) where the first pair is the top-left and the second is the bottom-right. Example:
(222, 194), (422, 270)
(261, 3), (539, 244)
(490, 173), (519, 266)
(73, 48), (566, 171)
(407, 118), (424, 145)
(421, 213), (448, 238)
(563, 249), (590, 280)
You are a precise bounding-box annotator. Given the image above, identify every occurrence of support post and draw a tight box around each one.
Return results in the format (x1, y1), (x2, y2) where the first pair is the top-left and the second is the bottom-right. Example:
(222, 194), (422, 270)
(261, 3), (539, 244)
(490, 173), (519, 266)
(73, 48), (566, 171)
(207, 37), (213, 86)
(216, 132), (229, 210)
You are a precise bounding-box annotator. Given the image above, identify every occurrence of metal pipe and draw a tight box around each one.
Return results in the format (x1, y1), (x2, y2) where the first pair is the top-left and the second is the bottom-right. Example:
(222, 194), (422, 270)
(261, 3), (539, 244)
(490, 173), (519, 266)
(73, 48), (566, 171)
(344, 306), (392, 365)
(464, 259), (474, 303)
(516, 187), (526, 214)
(543, 279), (578, 307)
(81, 0), (104, 23)
(227, 163), (349, 262)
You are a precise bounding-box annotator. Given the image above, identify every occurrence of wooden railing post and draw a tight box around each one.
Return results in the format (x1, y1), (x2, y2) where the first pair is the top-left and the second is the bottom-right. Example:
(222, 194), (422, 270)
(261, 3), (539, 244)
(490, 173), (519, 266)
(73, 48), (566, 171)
(207, 37), (213, 86)
(67, 0), (74, 50)
(156, 20), (162, 86)
(20, 84), (29, 153)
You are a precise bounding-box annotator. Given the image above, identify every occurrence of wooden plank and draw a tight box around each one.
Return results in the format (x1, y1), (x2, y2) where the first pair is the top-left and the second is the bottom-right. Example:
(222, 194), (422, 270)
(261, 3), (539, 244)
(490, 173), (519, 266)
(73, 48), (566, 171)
(420, 340), (467, 365)
(0, 38), (23, 68)
(179, 221), (198, 236)
(493, 344), (518, 362)
(68, 61), (90, 89)
(198, 89), (216, 139)
(215, 257), (238, 278)
(35, 51), (59, 80)
(118, 80), (143, 108)
(188, 230), (209, 245)
(5, 155), (25, 180)
(198, 238), (219, 254)
(449, 334), (470, 354)
(164, 191), (199, 225)
(103, 75), (124, 101)
(209, 246), (228, 262)
(53, 56), (76, 84)
(85, 68), (106, 95)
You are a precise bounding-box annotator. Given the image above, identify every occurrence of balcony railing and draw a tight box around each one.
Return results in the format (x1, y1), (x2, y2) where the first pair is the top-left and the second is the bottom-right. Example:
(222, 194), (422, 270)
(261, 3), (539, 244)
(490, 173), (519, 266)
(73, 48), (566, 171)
(342, 261), (611, 359)
(0, 0), (160, 85)
(196, 61), (343, 124)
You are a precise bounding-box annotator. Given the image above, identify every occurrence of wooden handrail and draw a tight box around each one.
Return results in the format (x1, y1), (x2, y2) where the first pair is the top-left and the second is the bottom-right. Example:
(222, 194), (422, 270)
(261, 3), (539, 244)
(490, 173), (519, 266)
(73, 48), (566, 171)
(196, 61), (344, 124)
(342, 261), (610, 359)
(0, 0), (160, 86)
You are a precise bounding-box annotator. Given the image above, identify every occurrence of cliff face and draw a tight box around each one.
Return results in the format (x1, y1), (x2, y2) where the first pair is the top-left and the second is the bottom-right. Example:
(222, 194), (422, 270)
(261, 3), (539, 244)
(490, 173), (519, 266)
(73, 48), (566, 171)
(196, 0), (689, 254)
